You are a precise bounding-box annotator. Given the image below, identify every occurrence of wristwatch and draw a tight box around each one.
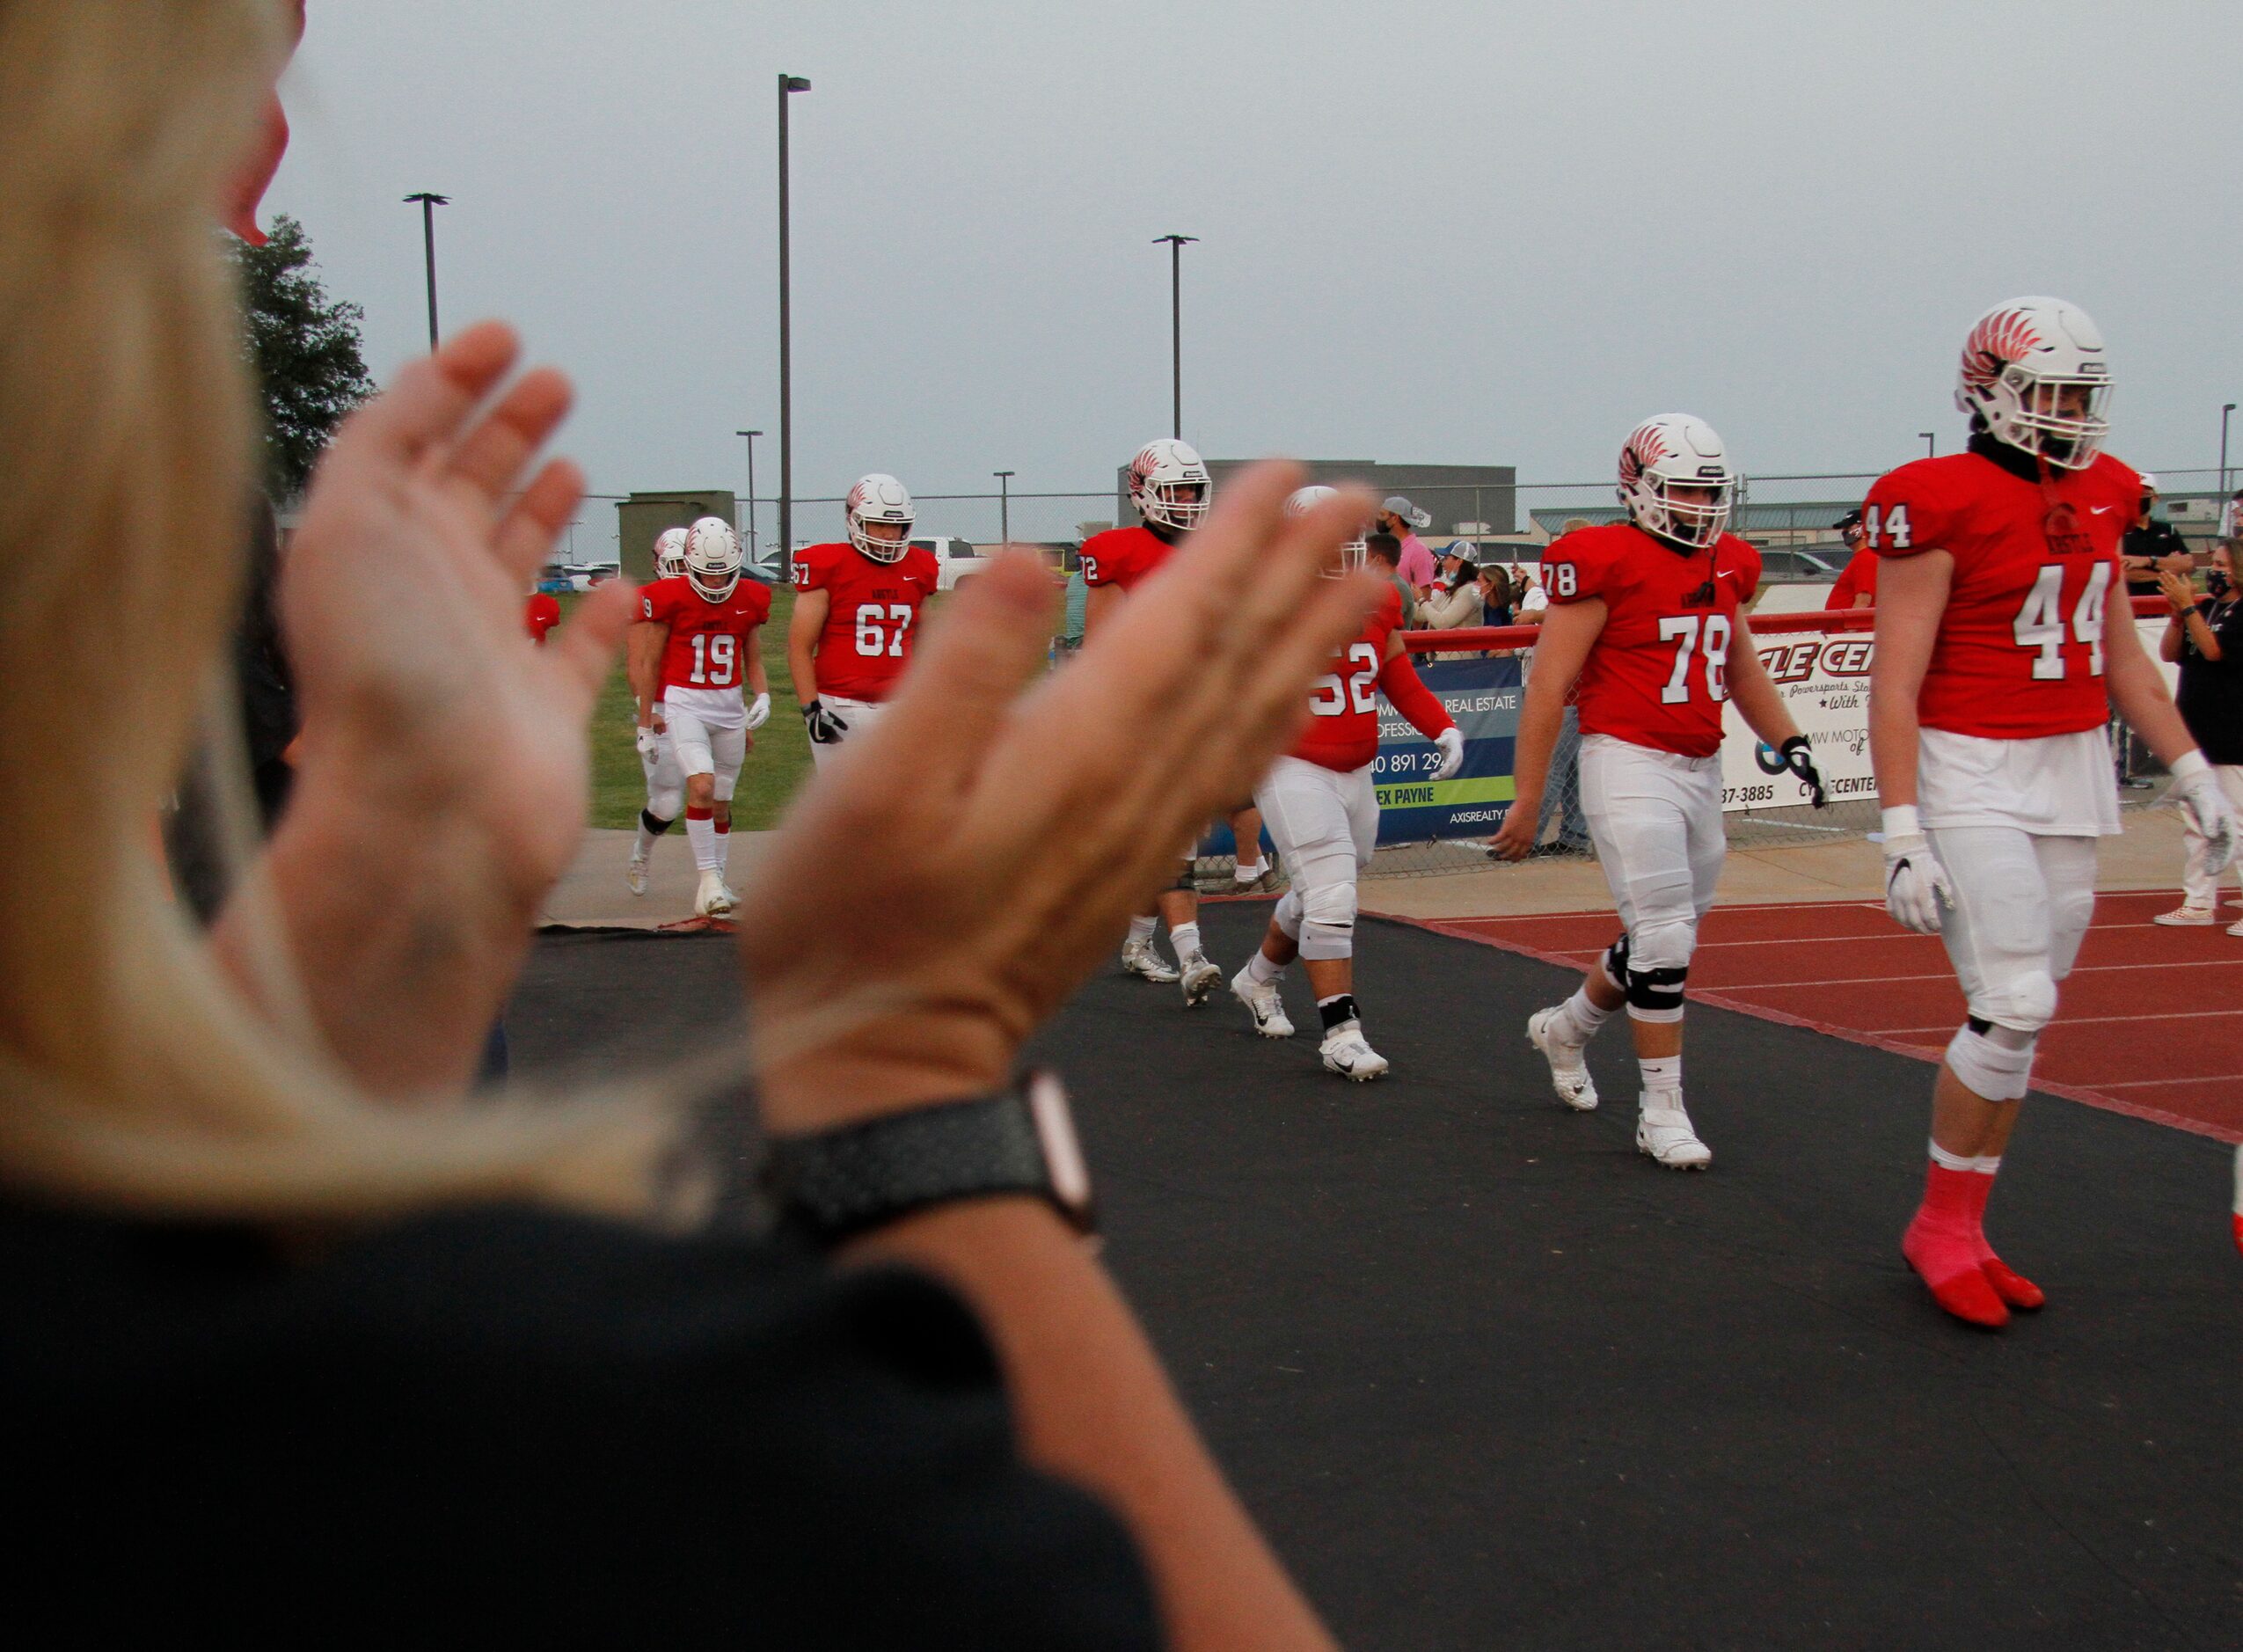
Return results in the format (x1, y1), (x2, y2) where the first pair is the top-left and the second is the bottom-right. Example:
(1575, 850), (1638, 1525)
(764, 1069), (1095, 1244)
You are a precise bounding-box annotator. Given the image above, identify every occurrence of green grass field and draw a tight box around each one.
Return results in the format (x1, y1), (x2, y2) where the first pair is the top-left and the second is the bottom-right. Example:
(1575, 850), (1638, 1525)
(571, 585), (815, 832)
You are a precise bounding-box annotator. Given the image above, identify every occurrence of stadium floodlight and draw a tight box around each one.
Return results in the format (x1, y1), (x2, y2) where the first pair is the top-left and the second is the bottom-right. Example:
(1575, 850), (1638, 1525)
(403, 193), (449, 350)
(995, 471), (1014, 545)
(778, 76), (811, 581)
(1153, 235), (1197, 439)
(737, 430), (763, 564)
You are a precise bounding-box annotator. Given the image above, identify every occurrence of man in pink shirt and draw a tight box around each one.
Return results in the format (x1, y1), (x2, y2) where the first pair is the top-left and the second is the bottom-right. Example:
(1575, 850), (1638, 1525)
(1378, 496), (1436, 598)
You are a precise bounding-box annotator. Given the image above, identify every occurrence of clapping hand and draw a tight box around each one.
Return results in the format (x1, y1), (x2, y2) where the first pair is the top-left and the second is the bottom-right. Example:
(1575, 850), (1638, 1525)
(740, 465), (1380, 1132)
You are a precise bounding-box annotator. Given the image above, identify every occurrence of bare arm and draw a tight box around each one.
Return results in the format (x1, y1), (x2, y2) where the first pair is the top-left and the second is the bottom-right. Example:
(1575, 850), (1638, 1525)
(744, 622), (769, 698)
(627, 621), (665, 727)
(2160, 615), (2186, 664)
(1867, 551), (1951, 811)
(2106, 590), (2202, 767)
(1726, 617), (1801, 749)
(789, 587), (829, 705)
(1852, 590), (1875, 610)
(1488, 598), (1603, 857)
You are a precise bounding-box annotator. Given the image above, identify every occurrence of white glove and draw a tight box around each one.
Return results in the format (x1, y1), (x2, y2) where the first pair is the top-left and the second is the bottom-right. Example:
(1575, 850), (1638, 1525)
(744, 691), (771, 733)
(2171, 751), (2238, 876)
(1880, 806), (1954, 935)
(1433, 726), (1465, 782)
(635, 725), (661, 761)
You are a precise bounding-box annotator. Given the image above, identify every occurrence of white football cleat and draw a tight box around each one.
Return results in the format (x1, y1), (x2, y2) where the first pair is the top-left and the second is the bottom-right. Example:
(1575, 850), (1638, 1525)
(1527, 1006), (1598, 1111)
(1319, 1020), (1389, 1082)
(1637, 1096), (1711, 1170)
(1230, 967), (1295, 1038)
(1179, 957), (1224, 1007)
(693, 870), (736, 919)
(625, 844), (651, 897)
(1120, 936), (1180, 983)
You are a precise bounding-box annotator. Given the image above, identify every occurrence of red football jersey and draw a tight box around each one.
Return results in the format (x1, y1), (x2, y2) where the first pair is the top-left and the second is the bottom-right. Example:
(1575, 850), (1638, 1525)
(523, 591), (560, 644)
(1864, 449), (2137, 739)
(639, 575), (772, 695)
(1541, 523), (1762, 759)
(791, 541), (939, 702)
(1078, 523), (1180, 592)
(1292, 585), (1409, 772)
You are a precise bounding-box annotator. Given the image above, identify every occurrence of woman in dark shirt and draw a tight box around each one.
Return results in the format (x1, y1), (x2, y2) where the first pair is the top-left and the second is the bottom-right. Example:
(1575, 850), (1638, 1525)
(2157, 545), (2243, 929)
(0, 4), (1361, 1645)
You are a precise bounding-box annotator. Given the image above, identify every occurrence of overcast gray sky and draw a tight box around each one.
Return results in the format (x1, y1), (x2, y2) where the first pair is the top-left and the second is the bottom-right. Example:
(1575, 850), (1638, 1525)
(268, 1), (2243, 544)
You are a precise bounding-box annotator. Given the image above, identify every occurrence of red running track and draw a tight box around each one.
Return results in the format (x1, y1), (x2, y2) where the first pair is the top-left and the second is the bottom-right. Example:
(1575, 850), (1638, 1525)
(1402, 890), (2243, 1143)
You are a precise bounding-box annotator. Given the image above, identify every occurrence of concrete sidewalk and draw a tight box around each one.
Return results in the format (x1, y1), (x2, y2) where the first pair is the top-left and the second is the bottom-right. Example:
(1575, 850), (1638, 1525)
(544, 802), (2205, 931)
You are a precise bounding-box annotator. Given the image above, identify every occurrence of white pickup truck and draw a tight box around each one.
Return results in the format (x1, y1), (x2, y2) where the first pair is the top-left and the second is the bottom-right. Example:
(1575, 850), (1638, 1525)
(910, 536), (987, 591)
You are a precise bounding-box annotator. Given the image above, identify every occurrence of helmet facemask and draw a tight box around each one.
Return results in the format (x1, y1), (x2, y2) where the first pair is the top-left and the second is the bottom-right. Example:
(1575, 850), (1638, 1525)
(683, 517), (742, 601)
(1631, 478), (1733, 550)
(1138, 479), (1209, 534)
(846, 474), (915, 563)
(1980, 368), (2112, 471)
(849, 516), (911, 564)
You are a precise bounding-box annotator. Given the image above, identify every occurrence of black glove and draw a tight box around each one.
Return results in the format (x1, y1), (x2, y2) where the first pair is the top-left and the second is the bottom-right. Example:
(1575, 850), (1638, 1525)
(801, 698), (851, 745)
(1777, 735), (1827, 808)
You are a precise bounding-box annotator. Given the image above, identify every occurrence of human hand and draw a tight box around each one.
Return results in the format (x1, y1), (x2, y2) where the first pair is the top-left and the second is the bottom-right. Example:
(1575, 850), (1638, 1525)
(1881, 808), (1954, 933)
(801, 699), (850, 744)
(1487, 802), (1538, 861)
(281, 323), (632, 915)
(745, 691), (771, 732)
(739, 465), (1380, 1132)
(635, 725), (661, 762)
(2171, 752), (2238, 876)
(2159, 568), (2196, 614)
(1433, 727), (1465, 781)
(1777, 735), (1828, 808)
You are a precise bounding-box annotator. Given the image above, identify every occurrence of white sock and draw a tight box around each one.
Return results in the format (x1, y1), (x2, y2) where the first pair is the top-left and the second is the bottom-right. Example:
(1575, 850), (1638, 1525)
(1233, 857), (1266, 883)
(715, 822), (731, 880)
(1128, 914), (1158, 946)
(1639, 1054), (1682, 1100)
(1556, 984), (1612, 1046)
(685, 814), (719, 873)
(633, 818), (666, 859)
(1169, 922), (1205, 967)
(1246, 949), (1284, 985)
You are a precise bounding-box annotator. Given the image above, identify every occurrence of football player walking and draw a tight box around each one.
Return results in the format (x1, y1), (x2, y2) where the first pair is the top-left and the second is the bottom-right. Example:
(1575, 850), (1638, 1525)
(789, 473), (939, 768)
(629, 517), (772, 918)
(1232, 487), (1464, 1078)
(1866, 298), (2236, 1325)
(1081, 439), (1231, 1004)
(622, 528), (694, 895)
(1494, 416), (1825, 1168)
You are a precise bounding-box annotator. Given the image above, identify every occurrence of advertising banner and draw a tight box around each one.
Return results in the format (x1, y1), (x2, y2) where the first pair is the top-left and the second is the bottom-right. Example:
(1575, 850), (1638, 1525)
(1370, 654), (1524, 844)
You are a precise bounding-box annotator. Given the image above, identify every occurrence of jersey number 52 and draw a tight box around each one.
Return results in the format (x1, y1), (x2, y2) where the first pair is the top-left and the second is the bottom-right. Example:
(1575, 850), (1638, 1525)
(1311, 642), (1381, 716)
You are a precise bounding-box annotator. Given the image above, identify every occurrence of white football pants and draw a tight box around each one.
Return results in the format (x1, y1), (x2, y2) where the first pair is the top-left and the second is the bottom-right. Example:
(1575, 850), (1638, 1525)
(1578, 733), (1725, 976)
(807, 694), (891, 771)
(1256, 756), (1378, 961)
(1925, 824), (2096, 1033)
(664, 703), (746, 801)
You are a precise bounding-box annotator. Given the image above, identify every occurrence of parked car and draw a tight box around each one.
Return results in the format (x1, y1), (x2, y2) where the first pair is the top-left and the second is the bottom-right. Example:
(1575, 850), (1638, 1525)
(909, 536), (987, 591)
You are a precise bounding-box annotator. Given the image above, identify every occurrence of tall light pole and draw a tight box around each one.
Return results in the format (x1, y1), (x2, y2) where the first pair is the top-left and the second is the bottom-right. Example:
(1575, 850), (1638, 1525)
(403, 193), (449, 350)
(737, 429), (763, 565)
(994, 471), (1014, 545)
(2222, 403), (2236, 501)
(1918, 431), (1936, 457)
(1153, 234), (1197, 439)
(778, 74), (812, 579)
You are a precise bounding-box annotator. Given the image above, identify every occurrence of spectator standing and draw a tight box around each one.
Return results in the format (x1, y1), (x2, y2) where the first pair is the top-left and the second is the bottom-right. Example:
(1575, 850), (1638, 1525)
(1378, 496), (1437, 598)
(1365, 532), (1417, 627)
(2154, 544), (2243, 928)
(1478, 563), (1516, 628)
(2121, 473), (2190, 597)
(1826, 510), (1877, 609)
(1418, 542), (1485, 660)
(2219, 488), (2243, 544)
(1512, 564), (1549, 625)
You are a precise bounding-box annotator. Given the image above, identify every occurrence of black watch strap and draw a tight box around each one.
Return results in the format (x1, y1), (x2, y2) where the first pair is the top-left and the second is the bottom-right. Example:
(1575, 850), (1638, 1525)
(765, 1070), (1093, 1244)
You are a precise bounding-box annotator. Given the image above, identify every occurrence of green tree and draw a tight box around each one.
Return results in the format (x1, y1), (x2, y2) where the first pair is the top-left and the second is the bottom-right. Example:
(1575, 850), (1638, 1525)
(230, 214), (375, 498)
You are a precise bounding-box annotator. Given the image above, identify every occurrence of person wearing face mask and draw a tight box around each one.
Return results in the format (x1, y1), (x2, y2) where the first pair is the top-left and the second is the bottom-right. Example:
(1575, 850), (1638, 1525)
(2154, 544), (2243, 930)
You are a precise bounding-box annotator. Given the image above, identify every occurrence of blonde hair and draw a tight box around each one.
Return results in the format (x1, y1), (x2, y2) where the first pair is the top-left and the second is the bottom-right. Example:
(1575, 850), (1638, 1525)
(0, 0), (683, 1221)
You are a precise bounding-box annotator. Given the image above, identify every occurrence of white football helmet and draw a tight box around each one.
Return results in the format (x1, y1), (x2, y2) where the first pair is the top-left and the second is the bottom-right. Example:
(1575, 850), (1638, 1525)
(654, 527), (689, 581)
(1618, 414), (1736, 551)
(1128, 438), (1212, 534)
(1285, 484), (1370, 575)
(846, 473), (915, 564)
(683, 515), (742, 601)
(1954, 296), (2111, 471)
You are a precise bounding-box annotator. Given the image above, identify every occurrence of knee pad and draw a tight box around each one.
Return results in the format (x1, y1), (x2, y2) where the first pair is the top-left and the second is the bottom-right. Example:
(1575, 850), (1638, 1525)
(1273, 888), (1304, 941)
(1946, 1021), (2035, 1102)
(1624, 961), (1688, 1024)
(1628, 914), (1699, 974)
(1969, 968), (2057, 1035)
(1297, 881), (1358, 961)
(648, 786), (684, 821)
(1599, 933), (1631, 993)
(714, 774), (738, 803)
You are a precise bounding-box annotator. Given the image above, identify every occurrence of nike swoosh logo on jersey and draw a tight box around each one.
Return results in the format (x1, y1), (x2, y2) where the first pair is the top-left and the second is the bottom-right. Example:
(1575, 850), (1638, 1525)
(2089, 506), (2115, 515)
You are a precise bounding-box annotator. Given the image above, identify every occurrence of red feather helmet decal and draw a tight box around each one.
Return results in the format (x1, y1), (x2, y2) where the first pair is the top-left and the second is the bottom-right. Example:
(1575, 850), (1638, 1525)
(1960, 307), (2042, 390)
(1619, 420), (1671, 486)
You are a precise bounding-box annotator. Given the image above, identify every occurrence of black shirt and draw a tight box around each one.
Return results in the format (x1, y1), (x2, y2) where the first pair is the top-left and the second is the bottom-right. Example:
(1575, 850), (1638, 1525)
(0, 1199), (1159, 1646)
(2121, 517), (2188, 594)
(2175, 594), (2243, 764)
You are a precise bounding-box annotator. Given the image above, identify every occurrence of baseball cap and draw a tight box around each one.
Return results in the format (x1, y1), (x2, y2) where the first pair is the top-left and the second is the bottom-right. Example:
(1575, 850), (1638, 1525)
(1382, 495), (1432, 531)
(1443, 539), (1481, 567)
(2137, 472), (2159, 492)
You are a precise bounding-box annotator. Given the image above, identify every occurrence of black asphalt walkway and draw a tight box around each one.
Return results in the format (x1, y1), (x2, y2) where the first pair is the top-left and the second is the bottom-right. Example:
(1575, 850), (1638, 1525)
(510, 904), (2243, 1650)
